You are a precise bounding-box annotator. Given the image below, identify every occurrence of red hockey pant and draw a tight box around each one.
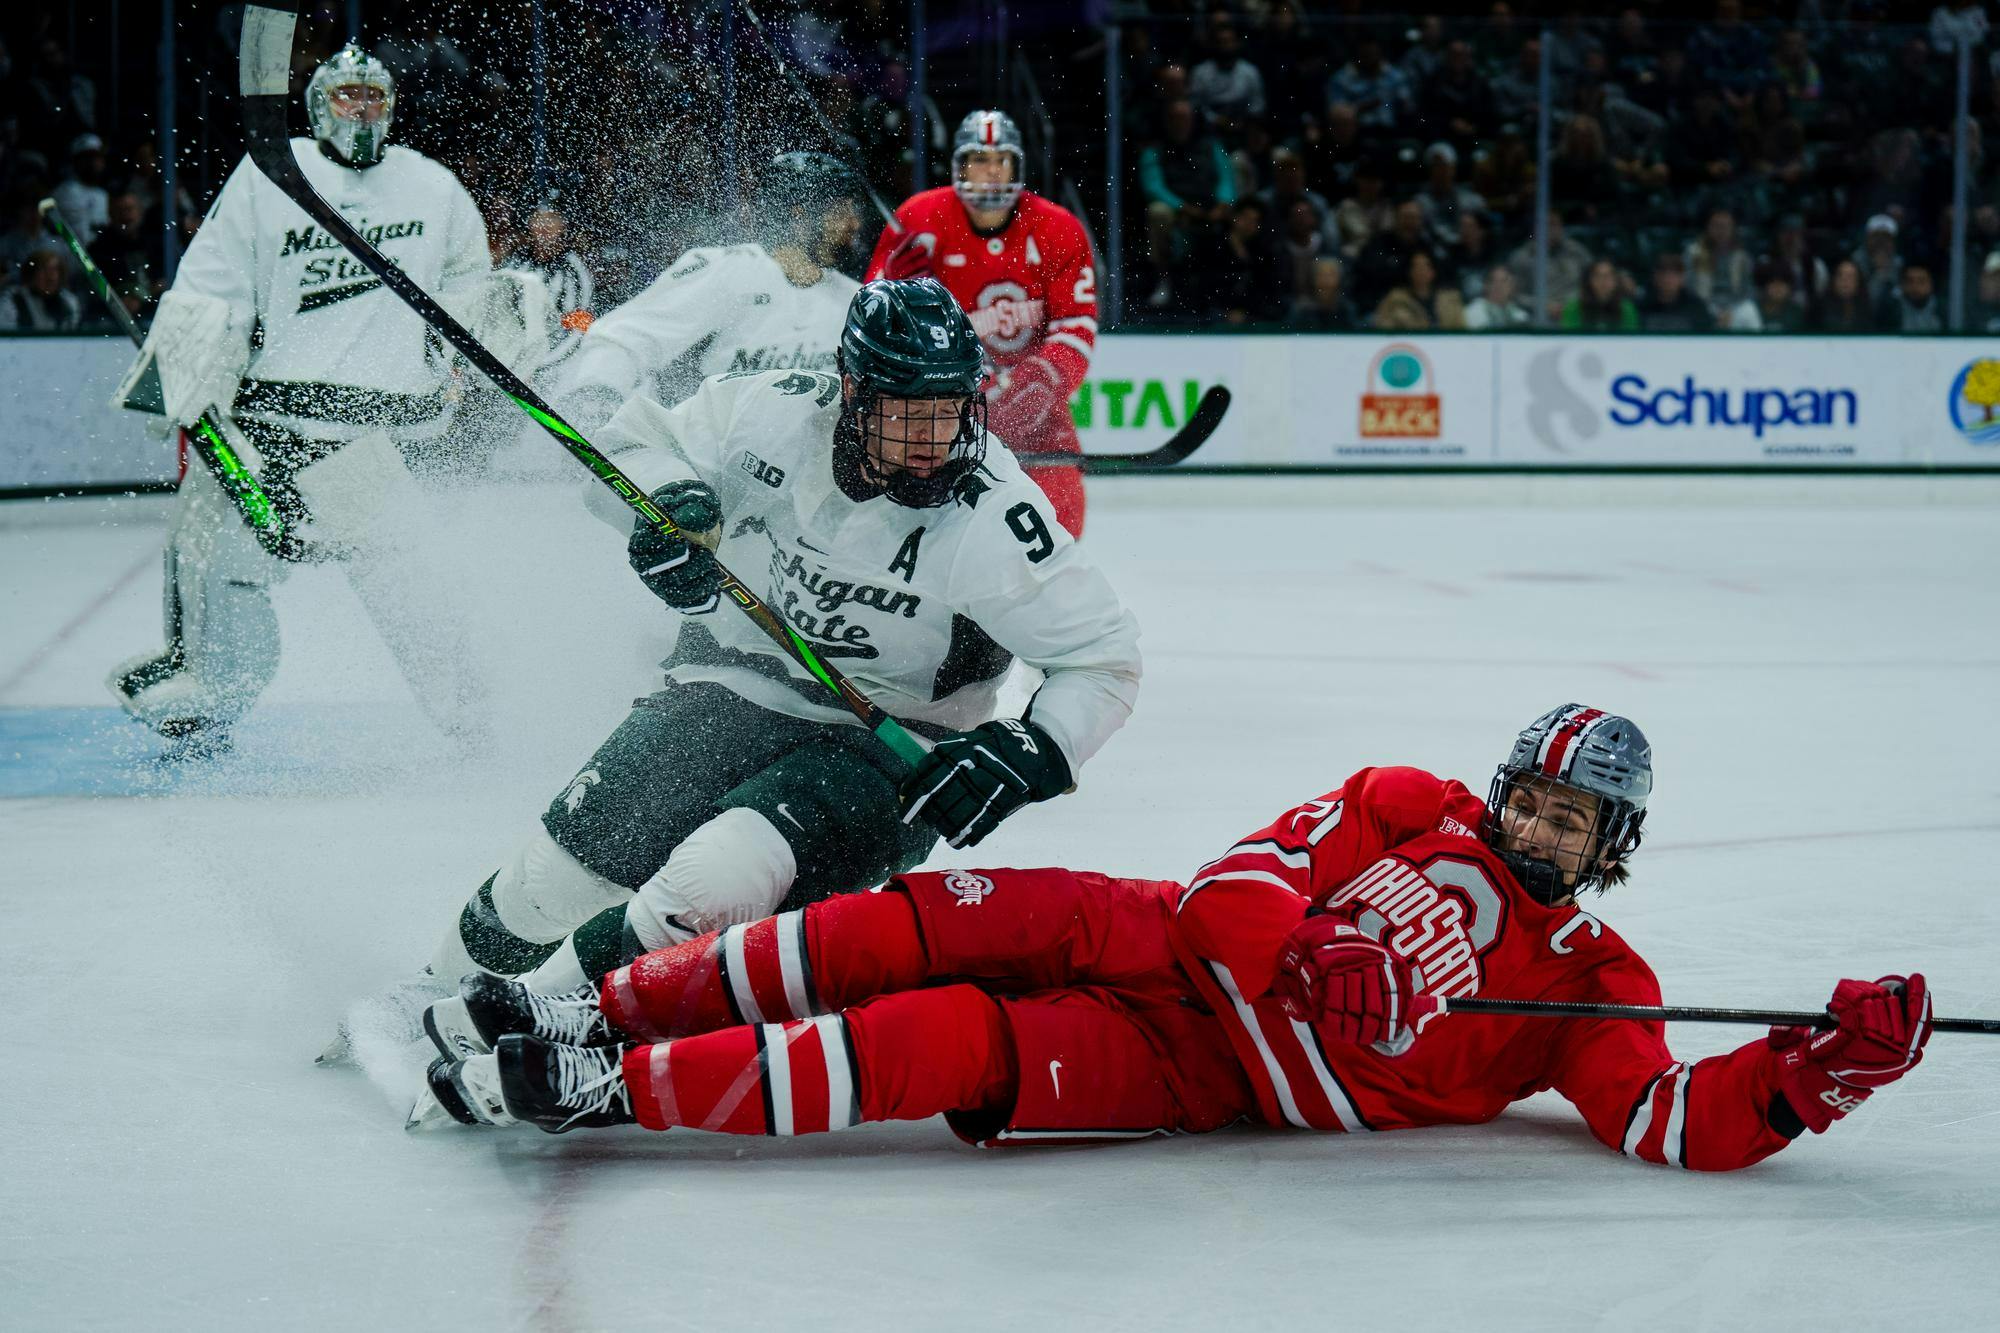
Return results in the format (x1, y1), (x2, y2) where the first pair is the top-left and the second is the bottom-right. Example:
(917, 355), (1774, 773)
(1012, 414), (1086, 537)
(604, 869), (1254, 1144)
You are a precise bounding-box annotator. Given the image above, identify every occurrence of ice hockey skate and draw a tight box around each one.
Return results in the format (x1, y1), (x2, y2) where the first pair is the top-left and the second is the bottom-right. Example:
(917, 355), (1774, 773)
(107, 651), (233, 758)
(407, 1050), (516, 1130)
(496, 1035), (635, 1133)
(423, 973), (616, 1060)
(412, 1037), (634, 1133)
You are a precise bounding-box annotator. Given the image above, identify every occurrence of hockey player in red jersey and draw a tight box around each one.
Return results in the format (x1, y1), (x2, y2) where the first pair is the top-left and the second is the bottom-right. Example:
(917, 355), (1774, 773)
(415, 704), (1935, 1172)
(864, 110), (1097, 536)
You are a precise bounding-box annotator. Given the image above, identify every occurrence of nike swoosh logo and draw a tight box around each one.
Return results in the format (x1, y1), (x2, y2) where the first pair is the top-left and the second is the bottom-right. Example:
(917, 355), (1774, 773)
(795, 536), (828, 554)
(1049, 1059), (1062, 1099)
(775, 803), (804, 831)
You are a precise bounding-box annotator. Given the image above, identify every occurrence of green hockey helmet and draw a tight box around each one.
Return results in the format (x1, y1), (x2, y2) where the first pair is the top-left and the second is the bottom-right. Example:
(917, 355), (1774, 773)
(835, 278), (988, 507)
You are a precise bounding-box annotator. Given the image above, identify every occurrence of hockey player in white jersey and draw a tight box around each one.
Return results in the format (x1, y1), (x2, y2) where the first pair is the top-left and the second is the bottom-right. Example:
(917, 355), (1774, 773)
(106, 42), (547, 749)
(550, 151), (862, 428)
(417, 278), (1140, 1051)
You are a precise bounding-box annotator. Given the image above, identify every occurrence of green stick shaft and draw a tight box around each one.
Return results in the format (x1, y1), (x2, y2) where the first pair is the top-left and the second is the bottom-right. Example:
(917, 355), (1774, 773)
(39, 198), (294, 558)
(235, 2), (926, 769)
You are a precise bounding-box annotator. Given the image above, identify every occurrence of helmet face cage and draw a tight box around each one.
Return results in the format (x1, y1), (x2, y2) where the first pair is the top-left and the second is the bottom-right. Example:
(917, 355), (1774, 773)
(1485, 704), (1652, 901)
(952, 110), (1025, 214)
(844, 383), (988, 508)
(307, 42), (396, 168)
(1486, 768), (1645, 900)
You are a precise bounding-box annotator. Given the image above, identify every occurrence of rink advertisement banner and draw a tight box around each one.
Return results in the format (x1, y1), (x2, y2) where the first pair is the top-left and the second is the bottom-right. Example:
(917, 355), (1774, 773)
(0, 334), (175, 492)
(1073, 335), (2000, 468)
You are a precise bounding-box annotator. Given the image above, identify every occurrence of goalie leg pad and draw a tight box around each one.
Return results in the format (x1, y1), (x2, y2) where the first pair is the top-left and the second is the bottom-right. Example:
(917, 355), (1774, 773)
(431, 828), (630, 979)
(113, 474), (284, 733)
(625, 807), (799, 952)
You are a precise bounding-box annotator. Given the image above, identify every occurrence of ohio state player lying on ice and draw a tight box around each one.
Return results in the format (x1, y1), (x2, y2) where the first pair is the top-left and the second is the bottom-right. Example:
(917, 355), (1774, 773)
(413, 705), (1935, 1168)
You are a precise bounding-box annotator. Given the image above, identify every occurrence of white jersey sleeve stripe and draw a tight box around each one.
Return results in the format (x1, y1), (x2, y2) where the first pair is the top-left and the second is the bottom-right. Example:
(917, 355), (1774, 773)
(1188, 869), (1302, 895)
(1046, 331), (1094, 359)
(1621, 1067), (1669, 1158)
(1663, 1065), (1692, 1168)
(1211, 962), (1312, 1129)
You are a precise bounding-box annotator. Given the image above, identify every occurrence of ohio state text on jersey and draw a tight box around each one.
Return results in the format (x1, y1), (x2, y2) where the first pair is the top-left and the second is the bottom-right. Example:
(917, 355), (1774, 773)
(1167, 766), (1796, 1170)
(864, 187), (1097, 394)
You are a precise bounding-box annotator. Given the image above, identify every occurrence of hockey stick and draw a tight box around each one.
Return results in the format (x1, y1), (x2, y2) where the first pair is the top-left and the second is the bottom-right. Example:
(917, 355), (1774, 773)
(235, 2), (927, 770)
(730, 0), (905, 234)
(39, 198), (302, 560)
(1435, 995), (2000, 1035)
(1017, 385), (1230, 472)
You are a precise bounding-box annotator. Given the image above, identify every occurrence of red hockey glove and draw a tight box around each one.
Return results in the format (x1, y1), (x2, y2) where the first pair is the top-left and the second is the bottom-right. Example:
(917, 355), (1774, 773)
(1771, 974), (1933, 1134)
(879, 229), (935, 281)
(1274, 916), (1425, 1049)
(987, 358), (1068, 447)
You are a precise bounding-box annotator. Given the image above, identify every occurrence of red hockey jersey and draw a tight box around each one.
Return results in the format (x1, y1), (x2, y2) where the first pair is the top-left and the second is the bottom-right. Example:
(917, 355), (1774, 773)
(1166, 767), (1797, 1171)
(863, 187), (1098, 394)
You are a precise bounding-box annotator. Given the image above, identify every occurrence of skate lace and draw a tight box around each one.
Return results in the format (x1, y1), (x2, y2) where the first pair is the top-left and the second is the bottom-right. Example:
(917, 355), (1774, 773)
(527, 985), (606, 1046)
(551, 1043), (629, 1131)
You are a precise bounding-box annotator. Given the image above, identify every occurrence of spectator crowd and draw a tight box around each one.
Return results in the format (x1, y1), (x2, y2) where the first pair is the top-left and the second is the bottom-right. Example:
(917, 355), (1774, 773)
(9, 1), (2000, 336)
(1123, 0), (2000, 332)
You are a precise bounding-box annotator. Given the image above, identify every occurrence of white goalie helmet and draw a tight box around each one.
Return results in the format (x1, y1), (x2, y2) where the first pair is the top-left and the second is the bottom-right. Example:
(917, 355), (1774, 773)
(306, 41), (396, 168)
(951, 109), (1025, 214)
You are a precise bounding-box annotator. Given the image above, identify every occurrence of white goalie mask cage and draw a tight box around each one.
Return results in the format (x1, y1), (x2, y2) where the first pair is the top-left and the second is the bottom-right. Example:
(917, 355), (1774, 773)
(306, 42), (396, 168)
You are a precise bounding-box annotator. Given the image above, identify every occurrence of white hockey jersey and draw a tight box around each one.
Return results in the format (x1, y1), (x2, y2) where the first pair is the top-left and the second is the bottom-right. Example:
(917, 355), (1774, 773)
(555, 244), (856, 426)
(172, 138), (489, 442)
(592, 369), (1140, 772)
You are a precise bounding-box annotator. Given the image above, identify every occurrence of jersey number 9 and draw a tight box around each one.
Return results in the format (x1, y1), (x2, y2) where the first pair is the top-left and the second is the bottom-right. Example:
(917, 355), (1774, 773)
(1006, 501), (1055, 563)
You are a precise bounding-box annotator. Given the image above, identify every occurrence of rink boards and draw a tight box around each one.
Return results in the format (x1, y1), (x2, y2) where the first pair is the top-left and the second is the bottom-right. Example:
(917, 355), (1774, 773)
(9, 331), (2000, 498)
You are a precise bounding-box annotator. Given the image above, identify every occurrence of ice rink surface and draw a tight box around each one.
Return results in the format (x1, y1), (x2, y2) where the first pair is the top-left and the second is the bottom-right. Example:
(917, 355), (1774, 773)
(3, 473), (1997, 1331)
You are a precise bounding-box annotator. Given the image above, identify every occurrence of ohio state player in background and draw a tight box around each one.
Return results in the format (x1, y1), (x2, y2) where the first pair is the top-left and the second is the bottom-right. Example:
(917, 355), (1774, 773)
(865, 110), (1096, 536)
(417, 703), (1935, 1174)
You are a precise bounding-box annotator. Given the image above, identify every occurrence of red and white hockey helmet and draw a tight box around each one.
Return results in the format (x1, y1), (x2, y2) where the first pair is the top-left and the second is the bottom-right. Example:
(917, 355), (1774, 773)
(1487, 704), (1651, 900)
(952, 110), (1025, 214)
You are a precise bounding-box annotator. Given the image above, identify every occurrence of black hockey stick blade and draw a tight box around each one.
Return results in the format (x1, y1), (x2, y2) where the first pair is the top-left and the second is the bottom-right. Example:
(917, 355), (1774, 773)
(235, 2), (925, 769)
(1018, 385), (1230, 472)
(1437, 995), (1999, 1035)
(39, 198), (305, 560)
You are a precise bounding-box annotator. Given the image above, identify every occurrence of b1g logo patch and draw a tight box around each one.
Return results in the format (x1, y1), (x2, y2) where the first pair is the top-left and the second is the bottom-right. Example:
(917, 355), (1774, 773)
(740, 452), (786, 488)
(942, 870), (996, 906)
